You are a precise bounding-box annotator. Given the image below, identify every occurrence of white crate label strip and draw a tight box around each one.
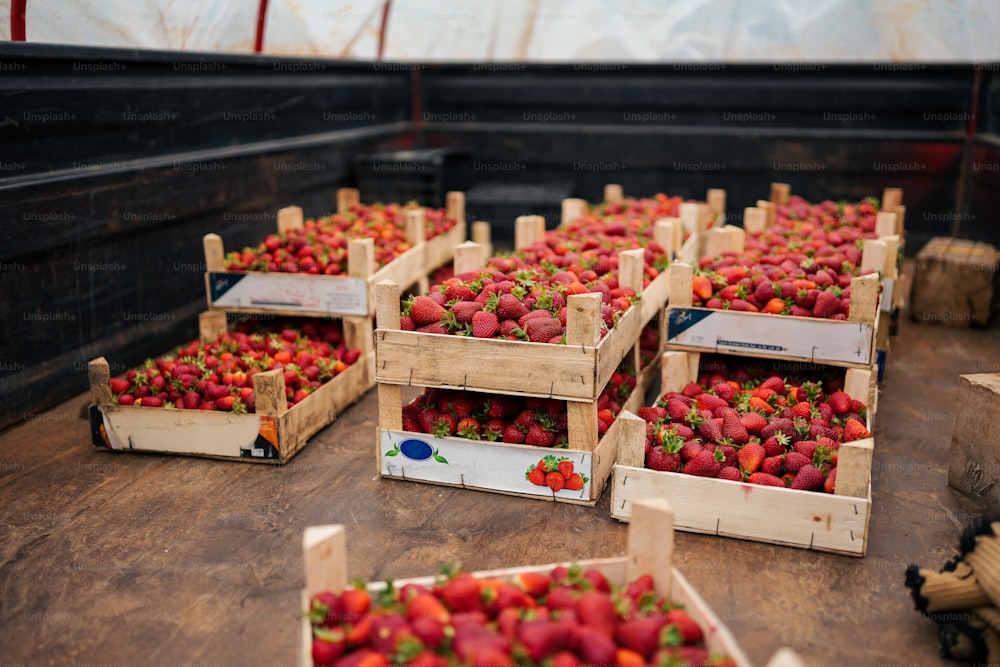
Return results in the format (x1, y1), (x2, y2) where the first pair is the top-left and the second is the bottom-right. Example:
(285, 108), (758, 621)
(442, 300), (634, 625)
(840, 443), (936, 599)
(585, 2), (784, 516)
(667, 308), (873, 365)
(380, 430), (593, 500)
(208, 272), (367, 315)
(880, 278), (895, 313)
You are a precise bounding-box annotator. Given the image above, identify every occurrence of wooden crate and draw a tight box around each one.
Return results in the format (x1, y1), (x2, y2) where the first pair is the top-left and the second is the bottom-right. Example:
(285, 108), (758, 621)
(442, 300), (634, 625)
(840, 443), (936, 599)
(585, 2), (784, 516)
(611, 351), (876, 557)
(948, 373), (1000, 510)
(203, 189), (467, 318)
(298, 499), (796, 667)
(910, 237), (1000, 327)
(665, 260), (882, 369)
(375, 353), (659, 506)
(374, 244), (669, 402)
(86, 311), (373, 464)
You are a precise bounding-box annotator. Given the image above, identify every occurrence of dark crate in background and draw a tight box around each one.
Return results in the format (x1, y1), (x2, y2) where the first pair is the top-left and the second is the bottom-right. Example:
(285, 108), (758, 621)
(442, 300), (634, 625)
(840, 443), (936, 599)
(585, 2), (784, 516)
(354, 147), (470, 208)
(465, 181), (575, 248)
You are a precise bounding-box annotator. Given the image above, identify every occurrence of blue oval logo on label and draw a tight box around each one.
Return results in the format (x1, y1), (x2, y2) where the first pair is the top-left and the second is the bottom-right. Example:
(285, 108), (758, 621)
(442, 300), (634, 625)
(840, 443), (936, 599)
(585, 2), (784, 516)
(399, 439), (434, 461)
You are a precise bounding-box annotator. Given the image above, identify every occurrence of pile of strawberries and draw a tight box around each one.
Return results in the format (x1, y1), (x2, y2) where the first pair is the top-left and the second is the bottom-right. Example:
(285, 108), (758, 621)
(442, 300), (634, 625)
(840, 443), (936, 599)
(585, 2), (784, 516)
(400, 368), (636, 446)
(224, 202), (458, 274)
(107, 319), (361, 412)
(308, 564), (735, 667)
(692, 196), (884, 317)
(637, 356), (871, 493)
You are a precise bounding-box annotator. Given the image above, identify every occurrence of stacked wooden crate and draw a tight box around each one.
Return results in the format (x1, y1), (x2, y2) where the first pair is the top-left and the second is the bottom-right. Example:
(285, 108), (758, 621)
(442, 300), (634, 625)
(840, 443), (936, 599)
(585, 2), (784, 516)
(611, 184), (898, 556)
(373, 186), (723, 504)
(87, 189), (467, 463)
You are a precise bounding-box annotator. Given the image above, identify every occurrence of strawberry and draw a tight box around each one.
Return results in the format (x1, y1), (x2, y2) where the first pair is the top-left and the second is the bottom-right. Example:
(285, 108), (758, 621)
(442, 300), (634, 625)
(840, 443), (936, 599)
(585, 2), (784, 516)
(502, 425), (526, 444)
(711, 383), (738, 404)
(761, 417), (795, 440)
(496, 293), (529, 321)
(828, 390), (852, 415)
(109, 378), (130, 394)
(716, 444), (737, 468)
(664, 608), (703, 644)
(637, 406), (667, 423)
(471, 310), (499, 338)
(697, 419), (723, 443)
(692, 274), (714, 301)
(736, 442), (765, 473)
(557, 460), (574, 480)
(527, 467), (546, 486)
(729, 298), (759, 312)
(721, 411), (749, 445)
(783, 451), (811, 474)
(793, 440), (818, 459)
(526, 424), (556, 447)
(407, 594), (450, 623)
(616, 617), (668, 659)
(450, 301), (483, 324)
(762, 433), (789, 456)
(574, 590), (617, 638)
(517, 619), (574, 661)
(791, 464), (826, 491)
(516, 572), (551, 597)
(666, 398), (690, 421)
(417, 322), (449, 335)
(824, 467), (838, 494)
(456, 418), (480, 439)
(312, 629), (347, 666)
(684, 449), (723, 477)
(696, 393), (728, 411)
(680, 440), (703, 462)
(812, 290), (842, 318)
(718, 466), (742, 481)
(577, 633), (617, 666)
(748, 472), (787, 487)
(525, 318), (563, 343)
(551, 651), (582, 667)
(439, 573), (483, 613)
(845, 418), (871, 441)
(759, 376), (786, 394)
(740, 411), (768, 435)
(411, 296), (446, 326)
(761, 455), (784, 476)
(431, 414), (457, 438)
(545, 471), (565, 492)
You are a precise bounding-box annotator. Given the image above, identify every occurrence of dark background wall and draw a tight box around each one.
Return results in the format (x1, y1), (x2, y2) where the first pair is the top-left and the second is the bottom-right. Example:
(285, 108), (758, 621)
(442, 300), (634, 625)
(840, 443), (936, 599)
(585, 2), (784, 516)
(0, 44), (996, 429)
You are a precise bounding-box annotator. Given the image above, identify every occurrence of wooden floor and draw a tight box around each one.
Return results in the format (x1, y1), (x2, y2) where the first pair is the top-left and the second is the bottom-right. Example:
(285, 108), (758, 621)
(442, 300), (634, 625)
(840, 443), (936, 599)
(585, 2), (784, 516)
(2, 295), (1000, 666)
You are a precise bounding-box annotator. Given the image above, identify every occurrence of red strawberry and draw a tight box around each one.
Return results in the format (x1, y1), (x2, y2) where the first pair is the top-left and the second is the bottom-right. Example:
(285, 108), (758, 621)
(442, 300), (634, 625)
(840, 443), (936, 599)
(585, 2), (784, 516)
(439, 573), (483, 613)
(711, 383), (738, 404)
(729, 298), (759, 312)
(680, 440), (703, 462)
(812, 290), (842, 318)
(456, 418), (481, 439)
(577, 633), (617, 666)
(407, 593), (450, 623)
(517, 619), (574, 661)
(637, 406), (667, 423)
(516, 572), (552, 597)
(525, 318), (563, 343)
(845, 418), (871, 441)
(502, 425), (526, 444)
(697, 419), (723, 443)
(824, 467), (838, 494)
(759, 376), (786, 395)
(666, 398), (690, 421)
(109, 378), (130, 394)
(716, 444), (737, 468)
(721, 411), (750, 445)
(411, 296), (446, 325)
(526, 424), (556, 447)
(793, 440), (819, 459)
(761, 417), (795, 440)
(697, 393), (728, 411)
(748, 472), (787, 487)
(450, 301), (483, 324)
(575, 590), (617, 638)
(616, 617), (668, 658)
(664, 608), (703, 644)
(545, 471), (565, 492)
(417, 322), (449, 335)
(311, 629), (347, 666)
(736, 442), (765, 473)
(527, 467), (546, 486)
(138, 396), (163, 407)
(828, 391), (852, 415)
(496, 293), (529, 321)
(784, 451), (811, 474)
(740, 411), (768, 435)
(761, 455), (784, 476)
(762, 433), (789, 456)
(718, 466), (742, 481)
(469, 310), (499, 338)
(791, 464), (827, 491)
(684, 449), (723, 477)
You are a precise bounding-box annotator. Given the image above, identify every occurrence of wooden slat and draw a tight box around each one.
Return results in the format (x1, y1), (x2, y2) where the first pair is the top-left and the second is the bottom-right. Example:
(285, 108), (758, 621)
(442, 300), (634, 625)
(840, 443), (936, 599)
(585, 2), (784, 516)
(626, 498), (675, 599)
(756, 200), (776, 228)
(561, 197), (588, 224)
(615, 411), (647, 470)
(848, 273), (880, 325)
(277, 206), (304, 234)
(654, 218), (679, 259)
(770, 182), (791, 205)
(471, 221), (493, 259)
(661, 350), (695, 394)
(668, 262), (694, 308)
(198, 311), (228, 343)
(882, 187), (903, 209)
(566, 400), (598, 453)
(446, 191), (465, 225)
(604, 183), (623, 203)
(203, 233), (225, 272)
(404, 208), (427, 246)
(707, 188), (726, 217)
(88, 357), (112, 406)
(453, 241), (485, 275)
(302, 525), (348, 597)
(337, 187), (359, 215)
(835, 437), (875, 499)
(860, 239), (888, 275)
(253, 368), (288, 418)
(743, 207), (767, 234)
(566, 293), (602, 347)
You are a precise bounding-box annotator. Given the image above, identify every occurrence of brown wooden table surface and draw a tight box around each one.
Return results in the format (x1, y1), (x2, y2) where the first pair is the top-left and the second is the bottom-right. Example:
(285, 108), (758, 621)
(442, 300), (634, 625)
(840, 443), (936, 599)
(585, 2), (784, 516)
(2, 296), (1000, 667)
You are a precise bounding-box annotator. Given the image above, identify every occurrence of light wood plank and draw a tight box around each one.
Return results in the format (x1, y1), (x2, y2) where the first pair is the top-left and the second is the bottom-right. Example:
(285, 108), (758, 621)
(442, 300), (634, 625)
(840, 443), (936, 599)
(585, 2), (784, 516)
(566, 293), (602, 347)
(446, 191), (465, 225)
(604, 183), (623, 203)
(770, 182), (790, 205)
(453, 241), (485, 275)
(882, 187), (903, 209)
(303, 525), (348, 597)
(626, 498), (675, 599)
(404, 208), (426, 246)
(567, 400), (598, 453)
(835, 437), (874, 499)
(743, 207), (767, 234)
(88, 357), (112, 406)
(616, 411), (646, 468)
(707, 188), (726, 217)
(277, 206), (304, 233)
(848, 273), (880, 325)
(561, 197), (588, 224)
(337, 187), (359, 215)
(254, 368), (288, 418)
(669, 262), (694, 308)
(203, 233), (225, 272)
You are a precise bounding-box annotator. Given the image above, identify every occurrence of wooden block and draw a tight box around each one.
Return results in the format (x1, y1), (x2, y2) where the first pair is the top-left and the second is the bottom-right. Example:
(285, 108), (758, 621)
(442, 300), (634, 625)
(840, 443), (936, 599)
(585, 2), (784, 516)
(471, 221), (493, 259)
(770, 182), (790, 205)
(679, 203), (701, 236)
(661, 351), (696, 394)
(566, 293), (602, 347)
(203, 233), (225, 272)
(875, 211), (897, 238)
(882, 187), (903, 210)
(886, 204), (906, 236)
(835, 437), (874, 498)
(911, 237), (1000, 327)
(618, 249), (644, 294)
(337, 187), (359, 215)
(604, 184), (623, 203)
(561, 198), (588, 224)
(847, 273), (880, 324)
(626, 498), (674, 599)
(705, 225), (745, 258)
(655, 218), (682, 258)
(453, 241), (485, 276)
(277, 206), (304, 233)
(743, 207), (767, 235)
(514, 216), (537, 250)
(446, 191), (465, 224)
(253, 368), (288, 418)
(88, 357), (112, 406)
(707, 188), (726, 217)
(949, 374), (1000, 510)
(860, 239), (888, 276)
(348, 238), (376, 280)
(756, 200), (776, 228)
(880, 234), (901, 279)
(303, 525), (348, 597)
(198, 310), (228, 343)
(404, 208), (427, 246)
(616, 410), (647, 468)
(378, 382), (403, 433)
(668, 263), (694, 308)
(375, 280), (401, 331)
(567, 401), (598, 453)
